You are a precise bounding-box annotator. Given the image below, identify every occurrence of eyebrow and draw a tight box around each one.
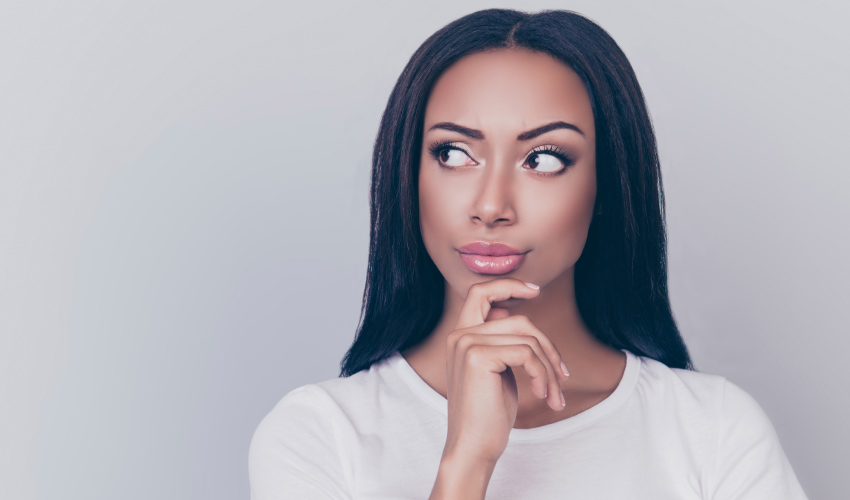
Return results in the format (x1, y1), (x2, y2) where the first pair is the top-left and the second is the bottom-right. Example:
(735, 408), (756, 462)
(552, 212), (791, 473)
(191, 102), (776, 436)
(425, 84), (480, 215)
(426, 120), (586, 141)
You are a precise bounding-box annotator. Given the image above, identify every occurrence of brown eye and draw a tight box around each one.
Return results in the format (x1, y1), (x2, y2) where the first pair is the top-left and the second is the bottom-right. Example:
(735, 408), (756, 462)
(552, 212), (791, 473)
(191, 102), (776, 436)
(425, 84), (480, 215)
(439, 148), (472, 167)
(524, 145), (576, 175)
(526, 152), (565, 173)
(427, 140), (476, 169)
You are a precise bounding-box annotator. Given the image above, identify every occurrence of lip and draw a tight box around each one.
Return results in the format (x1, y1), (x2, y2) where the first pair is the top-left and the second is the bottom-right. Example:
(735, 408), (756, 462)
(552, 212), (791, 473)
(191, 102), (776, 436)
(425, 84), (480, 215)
(457, 242), (524, 256)
(457, 241), (529, 275)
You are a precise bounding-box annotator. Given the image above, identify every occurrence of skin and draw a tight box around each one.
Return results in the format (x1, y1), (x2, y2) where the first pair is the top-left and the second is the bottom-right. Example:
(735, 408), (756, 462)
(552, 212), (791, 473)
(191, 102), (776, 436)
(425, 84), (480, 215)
(401, 47), (627, 432)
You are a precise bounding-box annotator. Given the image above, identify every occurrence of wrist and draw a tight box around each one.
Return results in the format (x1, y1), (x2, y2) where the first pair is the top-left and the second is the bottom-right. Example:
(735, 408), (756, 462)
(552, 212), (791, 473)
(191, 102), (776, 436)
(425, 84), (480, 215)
(431, 452), (496, 500)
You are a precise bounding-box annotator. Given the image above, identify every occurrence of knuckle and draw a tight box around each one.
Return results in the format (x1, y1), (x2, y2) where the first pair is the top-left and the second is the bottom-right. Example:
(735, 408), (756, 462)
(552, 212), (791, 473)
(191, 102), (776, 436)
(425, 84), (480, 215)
(511, 314), (531, 329)
(447, 327), (466, 342)
(536, 357), (549, 373)
(446, 330), (458, 347)
(456, 332), (474, 351)
(465, 344), (486, 366)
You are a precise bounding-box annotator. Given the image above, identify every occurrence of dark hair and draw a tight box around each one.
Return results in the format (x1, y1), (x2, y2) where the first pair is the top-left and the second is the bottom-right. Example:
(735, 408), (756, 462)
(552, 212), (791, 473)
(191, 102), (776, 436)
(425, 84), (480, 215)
(339, 8), (695, 377)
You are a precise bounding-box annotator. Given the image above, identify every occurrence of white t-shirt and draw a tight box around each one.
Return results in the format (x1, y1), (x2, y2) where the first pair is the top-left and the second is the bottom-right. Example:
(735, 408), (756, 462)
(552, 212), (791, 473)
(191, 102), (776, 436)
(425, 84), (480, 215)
(248, 349), (808, 499)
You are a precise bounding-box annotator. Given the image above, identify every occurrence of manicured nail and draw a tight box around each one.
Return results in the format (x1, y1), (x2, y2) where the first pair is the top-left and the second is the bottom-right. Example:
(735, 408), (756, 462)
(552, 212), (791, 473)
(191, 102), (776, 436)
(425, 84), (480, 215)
(560, 391), (566, 408)
(560, 361), (570, 377)
(524, 282), (539, 289)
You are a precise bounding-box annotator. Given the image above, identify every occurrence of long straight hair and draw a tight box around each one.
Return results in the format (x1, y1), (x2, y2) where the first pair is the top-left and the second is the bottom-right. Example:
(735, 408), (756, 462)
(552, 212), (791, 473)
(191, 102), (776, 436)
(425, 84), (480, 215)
(339, 8), (694, 377)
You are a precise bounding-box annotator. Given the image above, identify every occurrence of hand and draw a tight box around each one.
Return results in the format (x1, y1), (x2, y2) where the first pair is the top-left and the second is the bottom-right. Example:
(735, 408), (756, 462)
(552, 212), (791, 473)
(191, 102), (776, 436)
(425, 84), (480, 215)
(441, 278), (570, 467)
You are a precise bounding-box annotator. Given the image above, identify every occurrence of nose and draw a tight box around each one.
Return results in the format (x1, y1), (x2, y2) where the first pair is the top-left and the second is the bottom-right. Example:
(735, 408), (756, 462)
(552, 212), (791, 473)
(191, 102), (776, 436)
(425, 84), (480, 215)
(469, 160), (516, 227)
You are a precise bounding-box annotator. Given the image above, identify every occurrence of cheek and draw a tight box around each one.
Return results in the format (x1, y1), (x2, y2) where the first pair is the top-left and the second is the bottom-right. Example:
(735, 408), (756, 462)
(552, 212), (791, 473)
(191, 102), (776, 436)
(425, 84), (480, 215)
(418, 167), (459, 256)
(527, 172), (596, 263)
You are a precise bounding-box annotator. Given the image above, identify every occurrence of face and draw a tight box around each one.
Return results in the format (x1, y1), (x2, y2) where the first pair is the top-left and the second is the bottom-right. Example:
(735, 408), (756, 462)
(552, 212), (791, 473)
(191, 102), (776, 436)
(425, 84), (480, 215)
(418, 48), (597, 301)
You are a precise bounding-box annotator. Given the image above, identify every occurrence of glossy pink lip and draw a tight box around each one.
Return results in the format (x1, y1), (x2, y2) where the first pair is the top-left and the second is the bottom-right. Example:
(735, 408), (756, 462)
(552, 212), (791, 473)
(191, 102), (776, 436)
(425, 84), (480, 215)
(457, 242), (529, 275)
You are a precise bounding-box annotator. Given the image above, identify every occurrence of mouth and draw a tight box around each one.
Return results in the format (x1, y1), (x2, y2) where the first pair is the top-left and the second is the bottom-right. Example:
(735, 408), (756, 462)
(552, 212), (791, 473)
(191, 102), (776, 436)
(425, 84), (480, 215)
(457, 241), (529, 275)
(457, 241), (523, 256)
(458, 252), (527, 275)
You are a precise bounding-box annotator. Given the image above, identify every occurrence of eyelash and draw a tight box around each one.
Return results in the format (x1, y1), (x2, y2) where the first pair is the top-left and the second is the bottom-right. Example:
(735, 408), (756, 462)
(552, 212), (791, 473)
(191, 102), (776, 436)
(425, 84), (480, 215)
(426, 139), (576, 176)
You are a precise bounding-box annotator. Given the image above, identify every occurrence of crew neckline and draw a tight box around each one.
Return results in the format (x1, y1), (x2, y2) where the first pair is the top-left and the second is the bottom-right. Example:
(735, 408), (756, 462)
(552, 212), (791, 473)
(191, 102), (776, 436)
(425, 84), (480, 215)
(389, 348), (641, 442)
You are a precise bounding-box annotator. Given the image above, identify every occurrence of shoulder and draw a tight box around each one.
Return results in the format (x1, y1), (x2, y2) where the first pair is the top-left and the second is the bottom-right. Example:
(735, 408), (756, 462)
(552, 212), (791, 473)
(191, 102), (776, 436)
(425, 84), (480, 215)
(713, 377), (789, 462)
(248, 384), (344, 473)
(709, 378), (809, 498)
(633, 355), (783, 436)
(634, 355), (779, 430)
(632, 355), (807, 498)
(248, 381), (364, 500)
(251, 383), (338, 437)
(633, 354), (727, 416)
(311, 353), (403, 418)
(250, 354), (400, 454)
(248, 355), (402, 498)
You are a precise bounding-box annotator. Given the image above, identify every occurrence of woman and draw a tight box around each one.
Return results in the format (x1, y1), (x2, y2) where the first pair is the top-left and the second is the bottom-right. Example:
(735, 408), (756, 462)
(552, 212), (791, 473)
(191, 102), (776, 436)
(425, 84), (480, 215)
(249, 8), (808, 499)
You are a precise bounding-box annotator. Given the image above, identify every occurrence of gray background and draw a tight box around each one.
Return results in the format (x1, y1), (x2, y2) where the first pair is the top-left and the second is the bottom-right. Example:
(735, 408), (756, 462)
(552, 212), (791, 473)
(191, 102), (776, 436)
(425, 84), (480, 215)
(1, 1), (845, 498)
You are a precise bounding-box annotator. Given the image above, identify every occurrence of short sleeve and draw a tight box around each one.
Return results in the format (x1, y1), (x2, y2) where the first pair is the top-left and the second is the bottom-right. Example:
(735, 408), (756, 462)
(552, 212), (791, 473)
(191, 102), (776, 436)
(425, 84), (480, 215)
(249, 384), (353, 500)
(709, 379), (809, 500)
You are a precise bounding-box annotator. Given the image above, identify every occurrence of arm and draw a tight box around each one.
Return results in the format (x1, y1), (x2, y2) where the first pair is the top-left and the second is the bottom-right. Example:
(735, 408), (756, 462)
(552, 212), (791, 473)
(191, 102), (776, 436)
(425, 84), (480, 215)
(709, 379), (809, 500)
(429, 452), (496, 500)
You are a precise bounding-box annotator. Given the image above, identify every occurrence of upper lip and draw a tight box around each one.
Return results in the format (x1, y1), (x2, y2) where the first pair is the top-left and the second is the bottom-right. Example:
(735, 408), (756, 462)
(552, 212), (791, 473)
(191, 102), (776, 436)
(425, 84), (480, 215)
(457, 241), (526, 256)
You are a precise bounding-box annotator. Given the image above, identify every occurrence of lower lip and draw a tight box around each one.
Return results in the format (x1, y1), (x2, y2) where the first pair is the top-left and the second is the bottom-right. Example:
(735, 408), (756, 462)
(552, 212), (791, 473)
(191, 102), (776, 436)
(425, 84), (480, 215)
(459, 252), (526, 275)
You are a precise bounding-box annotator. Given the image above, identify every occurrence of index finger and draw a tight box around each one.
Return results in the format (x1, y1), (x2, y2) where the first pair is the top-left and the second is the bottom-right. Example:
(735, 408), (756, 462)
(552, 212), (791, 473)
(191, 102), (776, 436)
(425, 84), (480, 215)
(454, 279), (540, 331)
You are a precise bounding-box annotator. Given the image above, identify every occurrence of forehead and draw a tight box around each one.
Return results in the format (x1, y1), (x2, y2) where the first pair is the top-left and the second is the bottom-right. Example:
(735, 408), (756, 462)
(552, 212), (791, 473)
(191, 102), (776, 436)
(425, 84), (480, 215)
(423, 48), (594, 138)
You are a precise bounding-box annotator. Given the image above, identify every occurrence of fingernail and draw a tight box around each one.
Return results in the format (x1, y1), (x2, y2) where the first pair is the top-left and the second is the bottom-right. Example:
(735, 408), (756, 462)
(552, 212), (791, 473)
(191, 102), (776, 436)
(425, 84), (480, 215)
(560, 361), (570, 377)
(560, 391), (566, 408)
(524, 282), (539, 289)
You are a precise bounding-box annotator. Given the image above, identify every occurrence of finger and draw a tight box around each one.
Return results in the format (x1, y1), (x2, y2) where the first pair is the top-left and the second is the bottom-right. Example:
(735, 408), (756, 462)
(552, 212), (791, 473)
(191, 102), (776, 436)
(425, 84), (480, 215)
(485, 307), (510, 322)
(464, 343), (550, 402)
(455, 279), (540, 331)
(468, 315), (570, 382)
(456, 332), (565, 411)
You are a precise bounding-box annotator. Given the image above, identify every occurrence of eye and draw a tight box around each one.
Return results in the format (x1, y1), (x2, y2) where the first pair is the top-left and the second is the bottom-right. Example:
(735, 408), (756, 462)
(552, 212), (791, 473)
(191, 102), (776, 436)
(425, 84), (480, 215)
(427, 139), (477, 169)
(524, 145), (576, 176)
(426, 140), (576, 175)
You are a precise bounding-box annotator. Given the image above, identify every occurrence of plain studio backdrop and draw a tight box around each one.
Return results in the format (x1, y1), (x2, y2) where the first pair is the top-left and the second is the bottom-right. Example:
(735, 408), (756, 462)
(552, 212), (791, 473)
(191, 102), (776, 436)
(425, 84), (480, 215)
(1, 1), (846, 498)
